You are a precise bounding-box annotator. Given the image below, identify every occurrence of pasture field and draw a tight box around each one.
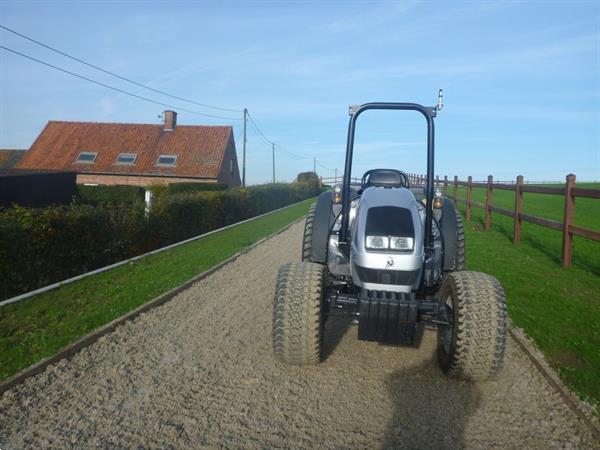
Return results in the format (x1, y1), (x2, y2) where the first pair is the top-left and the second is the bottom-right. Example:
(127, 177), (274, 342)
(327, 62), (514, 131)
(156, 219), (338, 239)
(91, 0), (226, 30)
(454, 182), (599, 409)
(0, 199), (314, 382)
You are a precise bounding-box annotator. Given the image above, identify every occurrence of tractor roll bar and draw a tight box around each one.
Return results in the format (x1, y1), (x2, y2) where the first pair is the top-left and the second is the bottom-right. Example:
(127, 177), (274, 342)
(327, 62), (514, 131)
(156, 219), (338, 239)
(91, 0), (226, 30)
(339, 102), (437, 253)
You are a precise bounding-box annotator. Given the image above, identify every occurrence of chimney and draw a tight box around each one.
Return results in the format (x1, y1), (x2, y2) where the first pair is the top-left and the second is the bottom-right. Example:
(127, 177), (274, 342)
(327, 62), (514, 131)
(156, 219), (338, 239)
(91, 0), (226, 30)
(163, 110), (177, 131)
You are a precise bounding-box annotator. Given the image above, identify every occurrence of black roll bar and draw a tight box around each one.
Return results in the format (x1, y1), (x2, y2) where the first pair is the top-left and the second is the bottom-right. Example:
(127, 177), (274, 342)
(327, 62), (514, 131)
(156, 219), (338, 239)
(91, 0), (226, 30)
(339, 102), (437, 253)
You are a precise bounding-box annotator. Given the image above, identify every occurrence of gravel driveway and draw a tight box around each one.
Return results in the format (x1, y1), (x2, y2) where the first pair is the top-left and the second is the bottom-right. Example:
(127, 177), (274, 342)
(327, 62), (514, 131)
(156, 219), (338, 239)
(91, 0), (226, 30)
(0, 221), (596, 449)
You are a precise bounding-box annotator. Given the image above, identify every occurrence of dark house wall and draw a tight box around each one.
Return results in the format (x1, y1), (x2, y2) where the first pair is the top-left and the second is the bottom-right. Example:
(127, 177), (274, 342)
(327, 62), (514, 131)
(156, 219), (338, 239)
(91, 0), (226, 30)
(0, 170), (77, 208)
(217, 134), (242, 187)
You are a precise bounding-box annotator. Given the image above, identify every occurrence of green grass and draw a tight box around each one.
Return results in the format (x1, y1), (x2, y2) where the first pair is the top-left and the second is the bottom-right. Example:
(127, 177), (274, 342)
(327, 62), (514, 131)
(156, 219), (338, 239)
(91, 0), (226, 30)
(451, 183), (599, 409)
(0, 199), (313, 382)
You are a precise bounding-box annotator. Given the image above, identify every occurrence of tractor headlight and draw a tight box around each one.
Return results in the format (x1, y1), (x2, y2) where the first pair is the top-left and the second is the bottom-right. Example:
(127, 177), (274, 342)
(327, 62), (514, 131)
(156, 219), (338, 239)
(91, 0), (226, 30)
(390, 236), (414, 251)
(365, 235), (389, 250)
(365, 235), (414, 251)
(332, 184), (342, 204)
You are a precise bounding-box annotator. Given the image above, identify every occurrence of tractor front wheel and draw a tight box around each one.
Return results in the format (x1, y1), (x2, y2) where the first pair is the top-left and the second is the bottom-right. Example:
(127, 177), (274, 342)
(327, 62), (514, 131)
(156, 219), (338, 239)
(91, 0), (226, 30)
(437, 271), (507, 380)
(272, 262), (325, 365)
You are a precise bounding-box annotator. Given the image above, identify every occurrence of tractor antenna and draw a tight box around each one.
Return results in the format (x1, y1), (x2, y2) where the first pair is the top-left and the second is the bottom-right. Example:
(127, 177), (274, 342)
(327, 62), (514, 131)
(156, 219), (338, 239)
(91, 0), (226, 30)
(436, 89), (444, 111)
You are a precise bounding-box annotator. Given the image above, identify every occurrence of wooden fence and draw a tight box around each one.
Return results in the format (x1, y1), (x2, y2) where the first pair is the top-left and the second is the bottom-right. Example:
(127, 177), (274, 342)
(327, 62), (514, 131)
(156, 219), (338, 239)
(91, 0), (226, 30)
(407, 173), (600, 268)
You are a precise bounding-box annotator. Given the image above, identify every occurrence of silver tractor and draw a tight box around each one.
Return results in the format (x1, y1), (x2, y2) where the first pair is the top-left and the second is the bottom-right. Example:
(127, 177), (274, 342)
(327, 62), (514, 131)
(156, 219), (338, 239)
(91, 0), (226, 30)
(272, 92), (507, 380)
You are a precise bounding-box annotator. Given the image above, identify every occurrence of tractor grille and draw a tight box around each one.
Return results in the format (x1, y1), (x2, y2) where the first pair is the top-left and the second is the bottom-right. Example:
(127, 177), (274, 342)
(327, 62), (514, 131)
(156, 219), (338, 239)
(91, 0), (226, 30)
(354, 266), (419, 286)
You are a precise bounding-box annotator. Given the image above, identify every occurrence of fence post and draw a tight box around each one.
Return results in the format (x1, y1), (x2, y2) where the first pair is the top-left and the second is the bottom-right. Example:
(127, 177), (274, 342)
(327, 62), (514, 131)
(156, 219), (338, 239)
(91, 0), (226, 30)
(453, 176), (458, 206)
(466, 175), (473, 223)
(513, 175), (524, 245)
(443, 175), (448, 196)
(485, 175), (493, 231)
(562, 174), (576, 268)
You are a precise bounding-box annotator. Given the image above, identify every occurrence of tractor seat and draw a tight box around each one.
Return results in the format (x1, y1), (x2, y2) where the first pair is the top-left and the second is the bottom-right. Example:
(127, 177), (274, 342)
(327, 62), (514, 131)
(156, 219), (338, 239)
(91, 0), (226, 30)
(362, 169), (406, 189)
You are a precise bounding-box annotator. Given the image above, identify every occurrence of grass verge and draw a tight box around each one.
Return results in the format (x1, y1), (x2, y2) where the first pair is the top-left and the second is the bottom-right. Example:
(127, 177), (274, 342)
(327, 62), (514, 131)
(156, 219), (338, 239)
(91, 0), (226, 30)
(452, 184), (599, 410)
(0, 199), (313, 382)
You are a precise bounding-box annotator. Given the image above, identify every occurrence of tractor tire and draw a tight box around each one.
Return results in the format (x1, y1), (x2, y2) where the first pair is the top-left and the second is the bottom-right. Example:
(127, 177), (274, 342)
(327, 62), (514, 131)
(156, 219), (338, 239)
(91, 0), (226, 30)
(437, 271), (507, 380)
(301, 204), (316, 262)
(272, 262), (325, 365)
(455, 208), (466, 271)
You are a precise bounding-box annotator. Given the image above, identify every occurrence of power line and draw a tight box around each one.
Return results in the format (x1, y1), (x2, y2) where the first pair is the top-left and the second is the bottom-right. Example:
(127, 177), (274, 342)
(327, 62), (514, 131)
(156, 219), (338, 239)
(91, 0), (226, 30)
(316, 160), (334, 171)
(0, 45), (241, 121)
(276, 144), (310, 161)
(247, 112), (310, 160)
(0, 24), (242, 113)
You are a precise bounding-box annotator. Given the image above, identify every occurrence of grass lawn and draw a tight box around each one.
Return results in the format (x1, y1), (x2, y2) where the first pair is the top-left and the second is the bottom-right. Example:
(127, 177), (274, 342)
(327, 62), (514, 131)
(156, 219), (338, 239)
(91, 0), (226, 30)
(0, 199), (313, 382)
(452, 183), (599, 410)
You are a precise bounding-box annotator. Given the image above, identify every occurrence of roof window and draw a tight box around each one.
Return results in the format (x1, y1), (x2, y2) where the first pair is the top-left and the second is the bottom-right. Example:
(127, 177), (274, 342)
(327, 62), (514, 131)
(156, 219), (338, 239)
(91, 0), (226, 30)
(115, 153), (137, 165)
(156, 154), (177, 166)
(75, 152), (97, 163)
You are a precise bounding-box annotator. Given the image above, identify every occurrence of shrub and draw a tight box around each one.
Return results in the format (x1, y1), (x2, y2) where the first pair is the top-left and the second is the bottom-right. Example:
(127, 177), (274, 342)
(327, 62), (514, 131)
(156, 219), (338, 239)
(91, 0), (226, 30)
(296, 171), (319, 183)
(1, 181), (322, 300)
(167, 182), (227, 195)
(76, 185), (145, 206)
(0, 202), (148, 299)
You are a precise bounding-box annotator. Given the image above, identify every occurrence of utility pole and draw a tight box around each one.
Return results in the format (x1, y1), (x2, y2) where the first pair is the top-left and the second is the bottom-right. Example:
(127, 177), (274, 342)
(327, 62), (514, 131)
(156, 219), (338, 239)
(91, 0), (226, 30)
(334, 168), (337, 184)
(272, 143), (275, 184)
(313, 156), (316, 174)
(242, 108), (247, 187)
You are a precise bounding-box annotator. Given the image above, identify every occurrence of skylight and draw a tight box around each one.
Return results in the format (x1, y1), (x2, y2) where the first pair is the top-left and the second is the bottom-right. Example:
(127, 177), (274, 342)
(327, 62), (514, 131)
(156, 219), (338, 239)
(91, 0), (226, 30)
(75, 152), (97, 163)
(116, 153), (137, 165)
(156, 154), (177, 166)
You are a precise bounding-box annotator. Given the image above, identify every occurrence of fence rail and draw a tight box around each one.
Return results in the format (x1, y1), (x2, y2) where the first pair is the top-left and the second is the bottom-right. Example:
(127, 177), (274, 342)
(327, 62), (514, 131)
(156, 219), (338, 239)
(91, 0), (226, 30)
(320, 176), (361, 185)
(406, 173), (599, 268)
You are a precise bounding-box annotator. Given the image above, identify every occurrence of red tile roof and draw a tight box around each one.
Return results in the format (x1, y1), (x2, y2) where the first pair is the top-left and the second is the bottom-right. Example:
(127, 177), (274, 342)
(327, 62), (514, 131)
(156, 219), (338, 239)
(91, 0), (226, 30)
(0, 149), (27, 169)
(17, 121), (234, 179)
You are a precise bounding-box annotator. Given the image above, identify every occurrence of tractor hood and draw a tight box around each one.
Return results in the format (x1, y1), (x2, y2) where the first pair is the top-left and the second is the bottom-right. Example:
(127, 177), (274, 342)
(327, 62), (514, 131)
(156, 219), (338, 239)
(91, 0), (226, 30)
(350, 187), (424, 293)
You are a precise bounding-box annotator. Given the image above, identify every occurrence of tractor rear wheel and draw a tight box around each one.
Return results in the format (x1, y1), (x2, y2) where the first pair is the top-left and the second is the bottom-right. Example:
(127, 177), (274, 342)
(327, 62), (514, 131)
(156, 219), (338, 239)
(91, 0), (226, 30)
(437, 271), (507, 380)
(301, 204), (316, 261)
(272, 262), (325, 365)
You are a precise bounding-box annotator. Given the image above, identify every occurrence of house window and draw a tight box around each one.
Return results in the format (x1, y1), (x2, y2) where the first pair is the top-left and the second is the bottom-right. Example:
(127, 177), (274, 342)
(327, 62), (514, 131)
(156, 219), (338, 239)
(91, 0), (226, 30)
(75, 152), (97, 163)
(115, 153), (137, 165)
(230, 158), (234, 175)
(156, 154), (177, 166)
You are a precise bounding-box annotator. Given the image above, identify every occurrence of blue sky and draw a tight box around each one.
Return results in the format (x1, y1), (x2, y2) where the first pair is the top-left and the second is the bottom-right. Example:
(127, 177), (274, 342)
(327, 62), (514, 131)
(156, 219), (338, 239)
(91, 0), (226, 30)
(1, 0), (598, 184)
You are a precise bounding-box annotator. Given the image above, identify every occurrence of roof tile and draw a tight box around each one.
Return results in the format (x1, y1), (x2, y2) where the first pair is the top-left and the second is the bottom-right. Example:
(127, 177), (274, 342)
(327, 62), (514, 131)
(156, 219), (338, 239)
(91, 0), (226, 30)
(17, 121), (233, 178)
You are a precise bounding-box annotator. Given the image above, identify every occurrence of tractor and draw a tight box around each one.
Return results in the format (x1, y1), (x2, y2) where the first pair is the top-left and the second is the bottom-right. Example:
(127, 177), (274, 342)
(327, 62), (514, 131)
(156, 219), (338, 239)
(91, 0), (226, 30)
(272, 91), (507, 380)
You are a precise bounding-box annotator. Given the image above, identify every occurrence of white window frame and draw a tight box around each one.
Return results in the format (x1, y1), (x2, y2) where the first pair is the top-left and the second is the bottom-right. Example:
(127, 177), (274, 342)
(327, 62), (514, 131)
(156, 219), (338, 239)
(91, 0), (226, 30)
(115, 153), (137, 165)
(156, 154), (177, 167)
(75, 151), (97, 164)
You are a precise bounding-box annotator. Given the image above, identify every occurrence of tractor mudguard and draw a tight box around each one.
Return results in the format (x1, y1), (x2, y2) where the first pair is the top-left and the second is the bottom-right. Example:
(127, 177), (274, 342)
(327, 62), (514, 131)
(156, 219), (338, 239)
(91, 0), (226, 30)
(310, 191), (337, 263)
(440, 197), (458, 271)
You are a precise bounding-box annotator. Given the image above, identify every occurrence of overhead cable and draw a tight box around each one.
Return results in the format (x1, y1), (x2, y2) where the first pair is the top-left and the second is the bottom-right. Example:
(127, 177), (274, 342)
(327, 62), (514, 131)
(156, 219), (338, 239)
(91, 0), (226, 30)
(247, 112), (310, 160)
(0, 45), (241, 121)
(0, 24), (242, 113)
(316, 160), (334, 171)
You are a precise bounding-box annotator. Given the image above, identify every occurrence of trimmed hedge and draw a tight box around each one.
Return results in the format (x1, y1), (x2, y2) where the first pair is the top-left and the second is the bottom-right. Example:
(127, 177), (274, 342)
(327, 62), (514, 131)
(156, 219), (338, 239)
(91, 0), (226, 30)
(0, 202), (148, 299)
(167, 182), (228, 194)
(0, 180), (321, 300)
(76, 185), (145, 206)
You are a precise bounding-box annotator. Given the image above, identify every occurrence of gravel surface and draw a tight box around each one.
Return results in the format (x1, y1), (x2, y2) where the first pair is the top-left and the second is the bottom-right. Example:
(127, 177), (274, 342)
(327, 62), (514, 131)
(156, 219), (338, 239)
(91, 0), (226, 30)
(0, 221), (597, 449)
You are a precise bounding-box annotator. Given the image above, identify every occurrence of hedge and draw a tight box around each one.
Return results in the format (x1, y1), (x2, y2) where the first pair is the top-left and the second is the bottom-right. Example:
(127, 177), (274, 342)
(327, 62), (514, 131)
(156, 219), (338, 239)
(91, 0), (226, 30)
(76, 185), (145, 206)
(0, 180), (321, 300)
(167, 182), (228, 194)
(0, 202), (148, 299)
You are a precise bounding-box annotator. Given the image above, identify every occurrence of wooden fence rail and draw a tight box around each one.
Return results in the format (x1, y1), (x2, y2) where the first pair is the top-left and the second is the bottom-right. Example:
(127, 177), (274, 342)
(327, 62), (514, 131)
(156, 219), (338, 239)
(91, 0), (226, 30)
(407, 172), (599, 268)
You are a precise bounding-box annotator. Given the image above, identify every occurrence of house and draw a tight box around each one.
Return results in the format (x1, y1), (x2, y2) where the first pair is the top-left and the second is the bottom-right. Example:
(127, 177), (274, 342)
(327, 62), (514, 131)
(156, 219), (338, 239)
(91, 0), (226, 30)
(16, 111), (241, 187)
(0, 149), (27, 169)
